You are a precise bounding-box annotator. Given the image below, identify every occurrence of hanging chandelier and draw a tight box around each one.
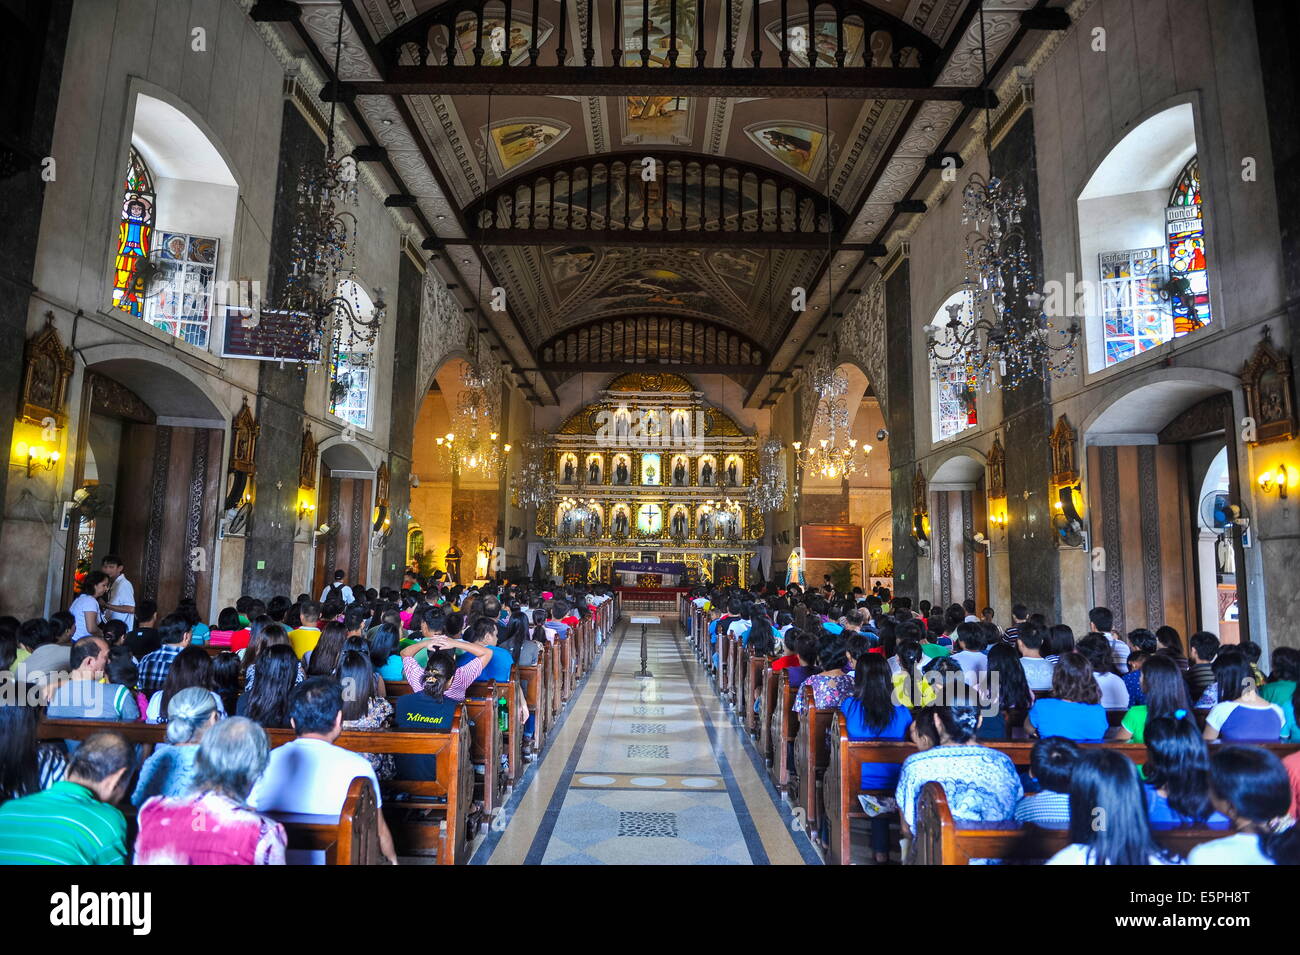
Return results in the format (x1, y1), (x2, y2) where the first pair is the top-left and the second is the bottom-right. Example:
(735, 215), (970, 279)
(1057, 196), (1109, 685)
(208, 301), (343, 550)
(792, 368), (872, 482)
(436, 361), (509, 478)
(510, 430), (553, 509)
(557, 496), (598, 538)
(272, 11), (383, 361)
(924, 11), (1077, 389)
(749, 438), (790, 513)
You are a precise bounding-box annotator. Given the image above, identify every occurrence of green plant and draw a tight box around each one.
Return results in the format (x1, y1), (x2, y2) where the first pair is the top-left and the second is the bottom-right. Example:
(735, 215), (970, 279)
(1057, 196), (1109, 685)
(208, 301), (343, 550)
(826, 561), (853, 594)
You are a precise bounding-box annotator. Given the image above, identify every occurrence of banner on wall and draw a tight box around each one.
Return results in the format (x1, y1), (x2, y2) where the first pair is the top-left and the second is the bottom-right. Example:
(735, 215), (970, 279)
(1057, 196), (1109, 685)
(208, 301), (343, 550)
(526, 542), (544, 577)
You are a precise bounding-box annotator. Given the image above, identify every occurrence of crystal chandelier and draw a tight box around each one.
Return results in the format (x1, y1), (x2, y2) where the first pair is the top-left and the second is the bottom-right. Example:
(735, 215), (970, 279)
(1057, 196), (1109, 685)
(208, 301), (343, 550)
(749, 438), (789, 513)
(510, 432), (553, 509)
(557, 496), (597, 538)
(272, 11), (383, 359)
(924, 10), (1078, 389)
(792, 368), (872, 482)
(436, 361), (509, 478)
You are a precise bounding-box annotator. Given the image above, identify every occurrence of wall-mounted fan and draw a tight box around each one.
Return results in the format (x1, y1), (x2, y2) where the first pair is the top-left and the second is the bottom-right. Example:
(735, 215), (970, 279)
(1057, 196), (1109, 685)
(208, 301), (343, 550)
(1198, 491), (1230, 531)
(71, 484), (113, 521)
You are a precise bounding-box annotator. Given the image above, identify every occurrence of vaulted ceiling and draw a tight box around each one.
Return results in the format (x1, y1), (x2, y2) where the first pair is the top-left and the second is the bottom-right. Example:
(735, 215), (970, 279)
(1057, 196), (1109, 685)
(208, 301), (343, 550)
(264, 0), (1053, 404)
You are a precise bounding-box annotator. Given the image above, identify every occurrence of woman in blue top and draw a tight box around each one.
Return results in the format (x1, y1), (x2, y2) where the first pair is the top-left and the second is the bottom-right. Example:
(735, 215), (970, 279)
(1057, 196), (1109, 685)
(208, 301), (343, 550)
(841, 655), (912, 863)
(1026, 652), (1108, 741)
(370, 622), (405, 682)
(1141, 715), (1229, 829)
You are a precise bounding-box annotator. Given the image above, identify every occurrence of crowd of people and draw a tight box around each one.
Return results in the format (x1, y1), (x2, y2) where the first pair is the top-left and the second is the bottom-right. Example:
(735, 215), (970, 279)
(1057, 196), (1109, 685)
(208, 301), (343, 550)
(692, 582), (1300, 865)
(0, 555), (612, 865)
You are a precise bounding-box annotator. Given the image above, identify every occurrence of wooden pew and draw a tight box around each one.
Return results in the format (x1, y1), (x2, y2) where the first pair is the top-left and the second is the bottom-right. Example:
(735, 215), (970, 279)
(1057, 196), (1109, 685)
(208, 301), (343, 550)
(545, 640), (562, 725)
(559, 635), (574, 702)
(768, 671), (797, 791)
(791, 684), (836, 838)
(758, 666), (778, 765)
(914, 781), (1234, 865)
(37, 713), (474, 865)
(741, 653), (770, 737)
(821, 723), (1300, 866)
(516, 658), (547, 757)
(263, 776), (384, 865)
(728, 636), (743, 708)
(471, 672), (524, 784)
(463, 687), (505, 815)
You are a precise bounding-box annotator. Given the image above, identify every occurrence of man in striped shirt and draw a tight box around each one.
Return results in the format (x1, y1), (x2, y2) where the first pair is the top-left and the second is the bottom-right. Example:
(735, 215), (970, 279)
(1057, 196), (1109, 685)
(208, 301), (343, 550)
(0, 731), (133, 864)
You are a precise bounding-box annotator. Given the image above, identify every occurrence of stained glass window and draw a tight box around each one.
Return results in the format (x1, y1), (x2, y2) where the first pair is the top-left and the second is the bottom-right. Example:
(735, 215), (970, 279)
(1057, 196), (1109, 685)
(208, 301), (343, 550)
(112, 148), (155, 318)
(1099, 247), (1163, 366)
(935, 361), (977, 440)
(145, 232), (218, 348)
(1166, 157), (1211, 334)
(328, 280), (375, 430)
(1099, 156), (1211, 367)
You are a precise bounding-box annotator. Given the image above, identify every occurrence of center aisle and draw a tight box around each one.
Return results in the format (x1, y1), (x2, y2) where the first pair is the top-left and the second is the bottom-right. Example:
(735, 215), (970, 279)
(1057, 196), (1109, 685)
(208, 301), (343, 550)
(475, 619), (821, 865)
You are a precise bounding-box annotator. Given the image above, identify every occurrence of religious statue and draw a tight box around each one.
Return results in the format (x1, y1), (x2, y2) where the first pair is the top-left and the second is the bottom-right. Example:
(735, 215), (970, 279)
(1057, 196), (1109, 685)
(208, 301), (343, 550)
(785, 548), (804, 587)
(560, 510), (574, 536)
(589, 510), (602, 538)
(613, 509), (630, 536)
(673, 460), (687, 486)
(588, 459), (600, 484)
(727, 461), (738, 486)
(698, 511), (711, 537)
(615, 460), (629, 484)
(700, 460), (713, 486)
(445, 545), (462, 583)
(671, 510), (687, 537)
(563, 458), (575, 483)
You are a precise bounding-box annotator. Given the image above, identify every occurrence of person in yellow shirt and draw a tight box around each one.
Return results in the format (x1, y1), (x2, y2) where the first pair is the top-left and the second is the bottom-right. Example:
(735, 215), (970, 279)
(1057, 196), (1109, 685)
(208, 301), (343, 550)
(288, 602), (323, 659)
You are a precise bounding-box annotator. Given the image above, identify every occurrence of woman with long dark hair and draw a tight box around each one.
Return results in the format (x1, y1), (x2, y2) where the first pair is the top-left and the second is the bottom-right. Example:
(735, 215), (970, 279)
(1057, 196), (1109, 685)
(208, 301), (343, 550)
(1046, 749), (1178, 865)
(236, 644), (299, 728)
(1190, 746), (1300, 865)
(1043, 624), (1074, 666)
(1113, 654), (1193, 743)
(147, 646), (221, 723)
(1202, 648), (1285, 741)
(370, 622), (405, 682)
(978, 642), (1034, 740)
(1077, 633), (1130, 709)
(0, 706), (66, 802)
(842, 654), (913, 863)
(1141, 715), (1229, 828)
(1026, 651), (1107, 741)
(304, 621), (348, 678)
(338, 649), (396, 780)
(1154, 625), (1189, 671)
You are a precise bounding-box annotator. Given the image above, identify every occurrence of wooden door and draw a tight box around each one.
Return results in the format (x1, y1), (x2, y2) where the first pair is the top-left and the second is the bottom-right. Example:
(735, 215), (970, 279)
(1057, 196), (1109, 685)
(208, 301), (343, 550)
(313, 472), (373, 597)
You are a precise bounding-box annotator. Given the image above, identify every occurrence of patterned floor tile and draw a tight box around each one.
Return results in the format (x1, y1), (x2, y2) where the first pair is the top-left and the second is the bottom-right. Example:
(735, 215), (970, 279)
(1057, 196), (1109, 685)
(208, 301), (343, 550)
(618, 811), (678, 837)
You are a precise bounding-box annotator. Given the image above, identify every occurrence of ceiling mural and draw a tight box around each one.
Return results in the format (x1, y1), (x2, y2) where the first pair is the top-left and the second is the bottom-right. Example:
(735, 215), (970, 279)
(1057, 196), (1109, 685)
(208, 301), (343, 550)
(283, 0), (1032, 397)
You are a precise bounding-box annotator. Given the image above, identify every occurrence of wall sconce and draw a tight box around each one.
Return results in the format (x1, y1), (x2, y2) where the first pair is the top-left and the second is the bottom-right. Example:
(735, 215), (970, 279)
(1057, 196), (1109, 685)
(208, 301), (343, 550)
(13, 442), (60, 477)
(1052, 482), (1085, 546)
(298, 499), (316, 521)
(989, 509), (1008, 529)
(1257, 464), (1291, 499)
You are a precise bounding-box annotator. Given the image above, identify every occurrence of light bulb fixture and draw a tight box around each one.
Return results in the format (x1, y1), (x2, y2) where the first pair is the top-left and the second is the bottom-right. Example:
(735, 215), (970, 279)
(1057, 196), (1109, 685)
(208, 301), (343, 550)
(1257, 464), (1290, 499)
(791, 368), (864, 483)
(13, 442), (60, 477)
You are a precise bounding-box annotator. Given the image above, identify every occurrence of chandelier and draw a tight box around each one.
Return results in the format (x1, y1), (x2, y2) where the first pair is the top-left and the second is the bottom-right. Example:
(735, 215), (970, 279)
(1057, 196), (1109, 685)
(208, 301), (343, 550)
(272, 11), (383, 360)
(749, 438), (789, 513)
(792, 368), (871, 482)
(924, 9), (1077, 389)
(510, 432), (553, 509)
(558, 496), (598, 538)
(704, 497), (744, 541)
(436, 361), (509, 478)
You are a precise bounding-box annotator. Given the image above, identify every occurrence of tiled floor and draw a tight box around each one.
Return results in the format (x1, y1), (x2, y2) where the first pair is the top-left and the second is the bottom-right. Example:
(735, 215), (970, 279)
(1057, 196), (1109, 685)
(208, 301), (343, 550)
(473, 620), (820, 865)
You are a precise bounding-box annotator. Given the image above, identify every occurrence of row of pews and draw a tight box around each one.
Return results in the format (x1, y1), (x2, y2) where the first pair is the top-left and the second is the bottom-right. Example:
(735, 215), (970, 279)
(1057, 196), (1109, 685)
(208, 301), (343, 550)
(35, 597), (619, 866)
(682, 598), (1299, 865)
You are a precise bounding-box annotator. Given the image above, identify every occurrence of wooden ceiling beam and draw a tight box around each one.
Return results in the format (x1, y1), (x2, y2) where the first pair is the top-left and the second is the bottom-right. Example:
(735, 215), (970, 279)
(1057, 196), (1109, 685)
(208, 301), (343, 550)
(341, 69), (988, 103)
(469, 229), (885, 253)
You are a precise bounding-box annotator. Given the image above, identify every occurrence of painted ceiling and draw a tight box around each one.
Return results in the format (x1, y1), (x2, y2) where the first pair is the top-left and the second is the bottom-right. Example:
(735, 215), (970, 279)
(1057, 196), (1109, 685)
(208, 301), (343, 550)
(278, 0), (1039, 399)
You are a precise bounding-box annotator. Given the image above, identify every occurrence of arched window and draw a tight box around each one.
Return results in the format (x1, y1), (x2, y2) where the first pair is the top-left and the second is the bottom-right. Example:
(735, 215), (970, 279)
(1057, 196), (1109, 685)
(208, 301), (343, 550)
(328, 280), (376, 430)
(930, 290), (978, 443)
(112, 147), (155, 318)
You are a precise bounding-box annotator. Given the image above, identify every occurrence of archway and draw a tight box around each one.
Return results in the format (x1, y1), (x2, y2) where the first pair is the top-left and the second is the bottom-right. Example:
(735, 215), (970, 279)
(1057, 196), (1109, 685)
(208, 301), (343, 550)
(1082, 372), (1247, 642)
(312, 439), (378, 598)
(927, 449), (989, 612)
(68, 352), (228, 618)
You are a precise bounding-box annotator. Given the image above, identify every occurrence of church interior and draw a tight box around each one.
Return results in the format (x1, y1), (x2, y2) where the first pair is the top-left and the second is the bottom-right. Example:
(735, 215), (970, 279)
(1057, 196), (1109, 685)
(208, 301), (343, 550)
(0, 0), (1299, 877)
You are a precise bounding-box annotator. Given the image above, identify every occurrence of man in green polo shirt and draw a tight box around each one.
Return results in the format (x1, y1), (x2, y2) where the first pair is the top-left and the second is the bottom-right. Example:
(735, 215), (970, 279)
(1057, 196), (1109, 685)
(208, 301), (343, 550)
(0, 731), (133, 865)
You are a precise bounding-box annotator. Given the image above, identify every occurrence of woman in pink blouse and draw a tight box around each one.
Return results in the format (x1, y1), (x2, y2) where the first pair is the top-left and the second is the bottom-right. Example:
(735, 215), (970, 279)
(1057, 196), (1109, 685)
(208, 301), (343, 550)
(135, 716), (286, 865)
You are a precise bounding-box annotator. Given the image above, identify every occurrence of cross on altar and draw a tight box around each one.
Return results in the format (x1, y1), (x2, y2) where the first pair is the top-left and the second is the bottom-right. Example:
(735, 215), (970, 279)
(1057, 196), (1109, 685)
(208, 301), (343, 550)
(641, 505), (660, 522)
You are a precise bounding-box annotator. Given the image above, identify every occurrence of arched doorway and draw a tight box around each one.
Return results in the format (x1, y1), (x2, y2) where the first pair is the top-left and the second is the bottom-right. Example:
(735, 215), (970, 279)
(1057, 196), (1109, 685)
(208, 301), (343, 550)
(312, 440), (378, 599)
(927, 451), (989, 612)
(66, 354), (227, 617)
(1082, 373), (1247, 642)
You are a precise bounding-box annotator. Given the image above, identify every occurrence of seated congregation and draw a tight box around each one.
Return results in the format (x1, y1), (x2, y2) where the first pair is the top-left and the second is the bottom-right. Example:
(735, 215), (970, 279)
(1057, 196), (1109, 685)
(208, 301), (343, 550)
(688, 585), (1300, 865)
(0, 570), (616, 865)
